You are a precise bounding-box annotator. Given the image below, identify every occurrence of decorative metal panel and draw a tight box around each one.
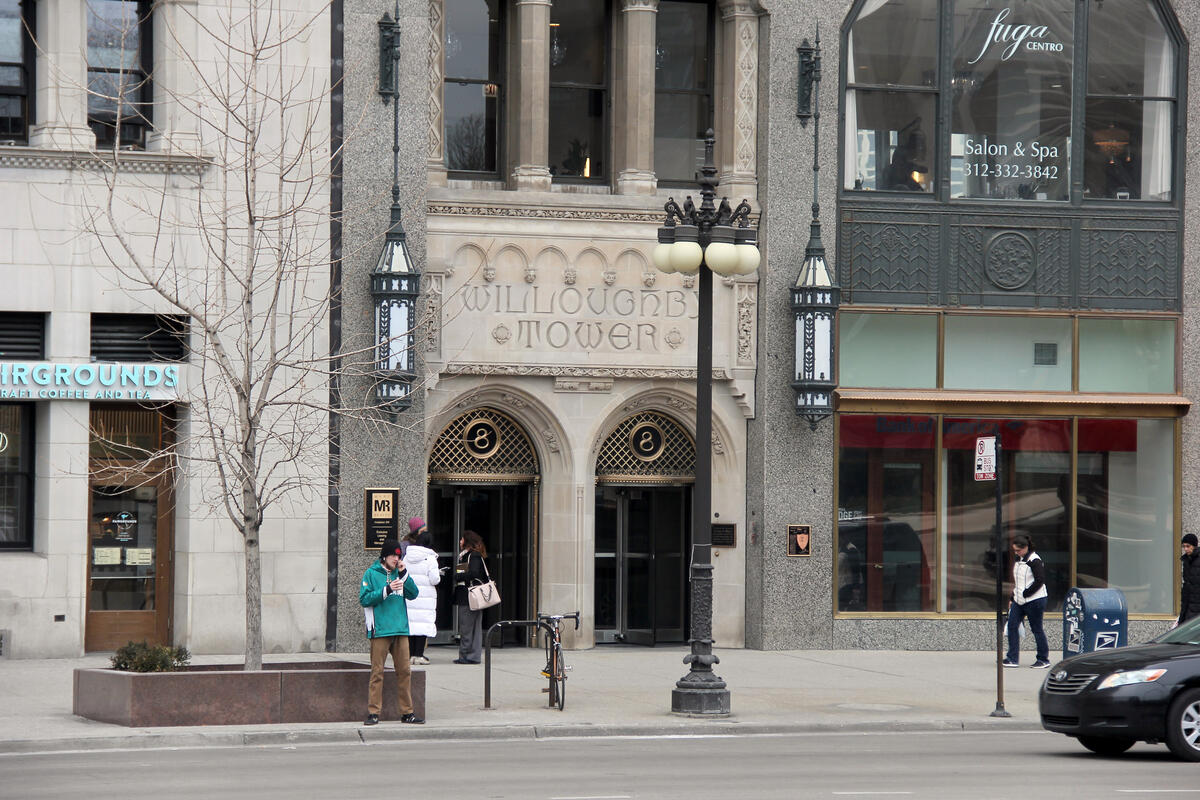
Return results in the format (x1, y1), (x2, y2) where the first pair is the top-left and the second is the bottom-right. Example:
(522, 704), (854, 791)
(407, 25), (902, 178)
(1081, 221), (1179, 311)
(595, 411), (695, 484)
(427, 407), (539, 482)
(951, 218), (1070, 308)
(839, 213), (939, 305)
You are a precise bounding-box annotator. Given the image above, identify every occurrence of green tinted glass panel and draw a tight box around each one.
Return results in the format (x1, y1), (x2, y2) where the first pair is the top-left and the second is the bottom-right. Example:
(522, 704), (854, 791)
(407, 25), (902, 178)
(944, 315), (1071, 391)
(1078, 318), (1174, 393)
(839, 312), (936, 388)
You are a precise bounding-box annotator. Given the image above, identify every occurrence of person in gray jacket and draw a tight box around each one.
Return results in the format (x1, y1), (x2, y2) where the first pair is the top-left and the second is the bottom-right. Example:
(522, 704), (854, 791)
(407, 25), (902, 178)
(1003, 533), (1051, 669)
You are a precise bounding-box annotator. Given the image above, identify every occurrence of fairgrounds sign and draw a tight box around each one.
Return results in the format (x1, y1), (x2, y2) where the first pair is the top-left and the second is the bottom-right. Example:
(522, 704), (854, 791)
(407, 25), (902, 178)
(0, 361), (182, 401)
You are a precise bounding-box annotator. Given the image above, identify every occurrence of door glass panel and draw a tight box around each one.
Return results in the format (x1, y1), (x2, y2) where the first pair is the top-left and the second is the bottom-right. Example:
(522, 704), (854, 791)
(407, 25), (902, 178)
(626, 556), (651, 631)
(652, 490), (685, 637)
(594, 487), (618, 630)
(89, 484), (157, 610)
(428, 487), (458, 638)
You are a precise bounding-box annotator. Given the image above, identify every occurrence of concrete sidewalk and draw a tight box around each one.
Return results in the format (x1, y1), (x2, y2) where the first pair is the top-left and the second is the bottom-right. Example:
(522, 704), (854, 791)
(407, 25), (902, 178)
(0, 646), (1051, 754)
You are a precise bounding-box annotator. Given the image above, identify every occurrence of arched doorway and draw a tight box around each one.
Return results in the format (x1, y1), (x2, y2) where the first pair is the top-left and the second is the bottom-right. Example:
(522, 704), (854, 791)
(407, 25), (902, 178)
(427, 407), (539, 646)
(594, 411), (694, 645)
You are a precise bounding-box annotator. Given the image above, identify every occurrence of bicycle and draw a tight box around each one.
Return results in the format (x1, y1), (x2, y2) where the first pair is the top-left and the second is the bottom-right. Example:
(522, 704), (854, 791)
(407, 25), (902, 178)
(536, 611), (579, 711)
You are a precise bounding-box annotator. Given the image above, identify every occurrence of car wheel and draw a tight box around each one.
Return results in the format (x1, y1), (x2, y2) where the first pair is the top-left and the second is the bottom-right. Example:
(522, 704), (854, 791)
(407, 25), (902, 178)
(1165, 688), (1200, 762)
(1078, 736), (1135, 756)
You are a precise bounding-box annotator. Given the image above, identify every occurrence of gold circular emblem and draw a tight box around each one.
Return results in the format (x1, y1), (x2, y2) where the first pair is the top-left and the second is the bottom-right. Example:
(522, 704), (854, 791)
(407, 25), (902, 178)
(463, 418), (501, 459)
(628, 421), (666, 462)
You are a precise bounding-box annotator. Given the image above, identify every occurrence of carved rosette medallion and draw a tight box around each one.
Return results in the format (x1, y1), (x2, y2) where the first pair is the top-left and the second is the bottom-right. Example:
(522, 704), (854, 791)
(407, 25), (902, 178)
(492, 324), (512, 344)
(985, 231), (1036, 290)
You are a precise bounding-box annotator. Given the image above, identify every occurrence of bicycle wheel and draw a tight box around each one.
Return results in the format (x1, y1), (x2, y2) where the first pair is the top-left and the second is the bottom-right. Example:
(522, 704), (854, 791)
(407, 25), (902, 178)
(554, 643), (566, 711)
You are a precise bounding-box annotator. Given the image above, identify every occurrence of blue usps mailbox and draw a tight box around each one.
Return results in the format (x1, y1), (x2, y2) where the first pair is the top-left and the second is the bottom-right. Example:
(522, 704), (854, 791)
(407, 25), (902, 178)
(1063, 587), (1127, 659)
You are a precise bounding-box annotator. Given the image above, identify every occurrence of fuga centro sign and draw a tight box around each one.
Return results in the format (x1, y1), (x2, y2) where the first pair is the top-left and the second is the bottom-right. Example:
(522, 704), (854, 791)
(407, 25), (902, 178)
(968, 7), (1064, 64)
(0, 361), (181, 401)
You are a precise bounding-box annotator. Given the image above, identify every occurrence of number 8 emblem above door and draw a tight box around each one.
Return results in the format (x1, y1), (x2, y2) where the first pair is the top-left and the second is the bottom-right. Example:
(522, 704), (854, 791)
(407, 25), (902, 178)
(463, 418), (501, 459)
(628, 421), (666, 463)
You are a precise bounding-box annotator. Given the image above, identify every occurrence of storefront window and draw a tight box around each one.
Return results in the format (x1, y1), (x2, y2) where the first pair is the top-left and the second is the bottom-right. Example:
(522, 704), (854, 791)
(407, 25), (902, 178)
(942, 418), (1070, 612)
(1078, 318), (1175, 393)
(839, 311), (937, 388)
(944, 315), (1071, 391)
(950, 0), (1073, 201)
(837, 415), (937, 612)
(0, 403), (33, 550)
(1077, 419), (1174, 614)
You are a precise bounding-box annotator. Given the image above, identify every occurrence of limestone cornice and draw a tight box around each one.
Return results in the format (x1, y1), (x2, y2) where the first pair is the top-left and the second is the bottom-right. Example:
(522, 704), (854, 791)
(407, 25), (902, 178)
(428, 196), (665, 224)
(443, 363), (732, 381)
(0, 145), (210, 175)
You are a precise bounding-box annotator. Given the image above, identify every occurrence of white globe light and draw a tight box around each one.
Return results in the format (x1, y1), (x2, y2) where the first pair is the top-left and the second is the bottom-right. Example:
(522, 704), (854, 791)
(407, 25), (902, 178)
(670, 241), (704, 274)
(705, 241), (739, 276)
(652, 242), (676, 273)
(735, 244), (761, 275)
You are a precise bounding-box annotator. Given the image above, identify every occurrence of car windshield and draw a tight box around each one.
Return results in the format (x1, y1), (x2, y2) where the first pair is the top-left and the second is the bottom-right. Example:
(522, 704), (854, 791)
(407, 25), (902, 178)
(1154, 616), (1200, 645)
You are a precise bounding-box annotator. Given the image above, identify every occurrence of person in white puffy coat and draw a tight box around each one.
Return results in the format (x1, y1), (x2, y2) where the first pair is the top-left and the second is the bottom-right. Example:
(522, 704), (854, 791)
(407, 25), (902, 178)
(402, 526), (442, 666)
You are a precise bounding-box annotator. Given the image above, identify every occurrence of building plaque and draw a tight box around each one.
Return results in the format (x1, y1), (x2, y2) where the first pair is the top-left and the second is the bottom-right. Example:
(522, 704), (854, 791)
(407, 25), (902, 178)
(712, 523), (737, 548)
(364, 488), (400, 550)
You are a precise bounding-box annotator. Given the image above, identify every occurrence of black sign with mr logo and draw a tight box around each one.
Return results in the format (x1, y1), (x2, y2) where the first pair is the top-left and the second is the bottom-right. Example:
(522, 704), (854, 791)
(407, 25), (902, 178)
(364, 488), (400, 550)
(464, 418), (501, 459)
(628, 421), (666, 462)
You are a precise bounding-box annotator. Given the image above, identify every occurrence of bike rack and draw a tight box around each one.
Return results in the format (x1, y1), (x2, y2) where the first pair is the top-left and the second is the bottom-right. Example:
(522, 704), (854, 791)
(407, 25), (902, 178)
(482, 618), (554, 709)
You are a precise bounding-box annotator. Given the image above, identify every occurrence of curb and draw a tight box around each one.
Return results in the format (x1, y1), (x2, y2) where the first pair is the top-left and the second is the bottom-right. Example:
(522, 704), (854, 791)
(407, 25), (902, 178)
(0, 716), (1047, 755)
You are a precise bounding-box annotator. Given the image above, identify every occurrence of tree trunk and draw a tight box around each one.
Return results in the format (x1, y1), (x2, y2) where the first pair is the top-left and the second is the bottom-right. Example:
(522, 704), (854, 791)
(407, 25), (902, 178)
(244, 517), (263, 671)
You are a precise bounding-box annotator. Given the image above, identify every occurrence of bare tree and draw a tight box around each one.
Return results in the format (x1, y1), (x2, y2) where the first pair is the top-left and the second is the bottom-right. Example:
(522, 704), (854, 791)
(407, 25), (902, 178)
(75, 0), (390, 670)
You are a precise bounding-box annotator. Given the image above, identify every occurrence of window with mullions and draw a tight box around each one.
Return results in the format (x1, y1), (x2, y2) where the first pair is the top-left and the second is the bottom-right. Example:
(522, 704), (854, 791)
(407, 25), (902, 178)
(0, 403), (35, 551)
(654, 0), (712, 184)
(444, 0), (503, 174)
(87, 0), (152, 150)
(0, 0), (33, 142)
(548, 0), (609, 181)
(842, 0), (1183, 203)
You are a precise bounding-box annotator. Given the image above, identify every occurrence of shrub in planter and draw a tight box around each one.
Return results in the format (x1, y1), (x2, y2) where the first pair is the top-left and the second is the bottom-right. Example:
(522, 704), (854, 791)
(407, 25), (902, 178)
(110, 641), (192, 672)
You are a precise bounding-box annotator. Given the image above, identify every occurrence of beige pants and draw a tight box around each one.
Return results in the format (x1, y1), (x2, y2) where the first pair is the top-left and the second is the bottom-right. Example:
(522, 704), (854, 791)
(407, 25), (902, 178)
(367, 635), (412, 716)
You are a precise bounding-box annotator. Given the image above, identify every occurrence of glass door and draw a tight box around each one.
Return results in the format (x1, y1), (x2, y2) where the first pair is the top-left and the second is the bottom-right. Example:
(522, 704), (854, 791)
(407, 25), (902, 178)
(85, 477), (172, 651)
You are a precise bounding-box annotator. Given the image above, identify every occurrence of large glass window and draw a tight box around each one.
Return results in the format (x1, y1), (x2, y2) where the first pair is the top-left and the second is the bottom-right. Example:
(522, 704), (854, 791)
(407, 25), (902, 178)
(843, 0), (938, 192)
(87, 0), (151, 149)
(1078, 318), (1175, 393)
(548, 0), (608, 181)
(0, 403), (34, 551)
(0, 0), (33, 142)
(843, 0), (1182, 203)
(951, 0), (1073, 201)
(839, 311), (937, 388)
(444, 0), (503, 174)
(943, 315), (1072, 391)
(838, 413), (1177, 615)
(654, 0), (712, 184)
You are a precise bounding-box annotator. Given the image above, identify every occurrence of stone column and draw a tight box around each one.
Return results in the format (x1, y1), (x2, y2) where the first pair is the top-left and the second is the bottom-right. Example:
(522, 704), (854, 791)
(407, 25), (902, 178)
(147, 0), (202, 155)
(29, 0), (92, 150)
(509, 0), (551, 191)
(615, 0), (657, 195)
(426, 0), (448, 186)
(715, 0), (758, 202)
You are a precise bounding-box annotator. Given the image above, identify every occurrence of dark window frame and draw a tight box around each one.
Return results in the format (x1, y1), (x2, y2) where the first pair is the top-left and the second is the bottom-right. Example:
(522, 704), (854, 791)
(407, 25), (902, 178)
(653, 0), (716, 188)
(90, 313), (190, 363)
(443, 0), (506, 179)
(839, 0), (1187, 208)
(0, 0), (35, 143)
(87, 0), (153, 150)
(548, 0), (611, 184)
(0, 403), (36, 552)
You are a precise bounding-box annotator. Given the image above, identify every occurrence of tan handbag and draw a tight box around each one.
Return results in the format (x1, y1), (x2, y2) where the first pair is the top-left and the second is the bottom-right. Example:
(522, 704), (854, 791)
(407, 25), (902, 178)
(467, 558), (501, 610)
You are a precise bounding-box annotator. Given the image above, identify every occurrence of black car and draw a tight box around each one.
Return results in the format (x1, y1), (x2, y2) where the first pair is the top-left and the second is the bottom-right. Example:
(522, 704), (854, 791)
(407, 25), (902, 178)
(1039, 614), (1200, 761)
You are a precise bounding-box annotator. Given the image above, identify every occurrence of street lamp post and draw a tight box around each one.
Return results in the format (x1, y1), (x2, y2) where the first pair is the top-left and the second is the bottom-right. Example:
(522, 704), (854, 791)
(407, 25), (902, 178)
(651, 129), (759, 715)
(371, 3), (420, 413)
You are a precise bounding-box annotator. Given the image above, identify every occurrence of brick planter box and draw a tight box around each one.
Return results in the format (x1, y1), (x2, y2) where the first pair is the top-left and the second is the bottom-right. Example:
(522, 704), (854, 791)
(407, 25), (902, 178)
(73, 661), (426, 727)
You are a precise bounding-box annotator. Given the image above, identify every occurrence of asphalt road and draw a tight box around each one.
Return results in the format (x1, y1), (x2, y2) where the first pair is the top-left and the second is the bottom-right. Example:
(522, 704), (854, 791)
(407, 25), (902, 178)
(1, 730), (1197, 799)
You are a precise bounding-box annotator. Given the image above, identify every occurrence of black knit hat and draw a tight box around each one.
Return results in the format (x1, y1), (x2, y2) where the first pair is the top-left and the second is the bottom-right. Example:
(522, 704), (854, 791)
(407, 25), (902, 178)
(379, 538), (403, 560)
(1183, 533), (1199, 548)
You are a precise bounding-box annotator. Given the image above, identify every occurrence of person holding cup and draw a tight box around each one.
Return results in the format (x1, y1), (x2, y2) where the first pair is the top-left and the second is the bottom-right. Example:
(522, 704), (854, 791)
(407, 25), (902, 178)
(359, 537), (423, 725)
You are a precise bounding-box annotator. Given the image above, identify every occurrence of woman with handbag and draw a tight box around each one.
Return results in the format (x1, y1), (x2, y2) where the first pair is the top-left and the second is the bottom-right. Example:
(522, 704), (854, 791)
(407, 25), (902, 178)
(453, 530), (490, 664)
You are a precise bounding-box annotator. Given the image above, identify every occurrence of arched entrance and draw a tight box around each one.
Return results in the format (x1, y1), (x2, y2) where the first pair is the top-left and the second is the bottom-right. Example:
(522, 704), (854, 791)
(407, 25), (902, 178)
(594, 411), (694, 645)
(427, 407), (539, 646)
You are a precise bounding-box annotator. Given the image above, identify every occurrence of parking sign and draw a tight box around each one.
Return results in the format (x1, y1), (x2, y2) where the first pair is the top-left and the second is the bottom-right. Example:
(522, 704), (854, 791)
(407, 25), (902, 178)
(974, 436), (996, 481)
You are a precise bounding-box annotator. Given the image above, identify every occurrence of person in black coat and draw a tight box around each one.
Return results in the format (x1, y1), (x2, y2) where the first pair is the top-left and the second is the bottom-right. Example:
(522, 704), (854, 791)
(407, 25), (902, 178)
(1178, 533), (1200, 626)
(453, 530), (488, 664)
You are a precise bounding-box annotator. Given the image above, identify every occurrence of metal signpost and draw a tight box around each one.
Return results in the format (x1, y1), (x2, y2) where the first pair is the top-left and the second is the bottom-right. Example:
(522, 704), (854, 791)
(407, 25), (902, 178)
(976, 435), (1011, 718)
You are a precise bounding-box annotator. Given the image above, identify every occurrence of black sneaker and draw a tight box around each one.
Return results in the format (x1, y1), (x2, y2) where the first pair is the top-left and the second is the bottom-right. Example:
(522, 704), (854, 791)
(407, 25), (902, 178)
(1032, 660), (1052, 669)
(363, 714), (379, 726)
(400, 713), (425, 724)
(1002, 658), (1019, 668)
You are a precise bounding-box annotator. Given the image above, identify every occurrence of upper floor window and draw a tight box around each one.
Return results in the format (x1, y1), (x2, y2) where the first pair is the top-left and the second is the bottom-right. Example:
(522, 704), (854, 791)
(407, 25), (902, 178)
(87, 0), (152, 150)
(548, 0), (609, 181)
(0, 0), (33, 143)
(843, 0), (1183, 203)
(444, 0), (503, 175)
(654, 0), (713, 184)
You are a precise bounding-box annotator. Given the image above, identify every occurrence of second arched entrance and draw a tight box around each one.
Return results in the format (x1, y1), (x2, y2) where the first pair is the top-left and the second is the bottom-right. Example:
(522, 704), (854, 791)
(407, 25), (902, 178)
(594, 411), (695, 645)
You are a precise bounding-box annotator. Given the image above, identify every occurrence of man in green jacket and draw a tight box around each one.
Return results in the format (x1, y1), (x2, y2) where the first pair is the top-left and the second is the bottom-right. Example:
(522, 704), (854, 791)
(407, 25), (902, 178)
(360, 538), (423, 725)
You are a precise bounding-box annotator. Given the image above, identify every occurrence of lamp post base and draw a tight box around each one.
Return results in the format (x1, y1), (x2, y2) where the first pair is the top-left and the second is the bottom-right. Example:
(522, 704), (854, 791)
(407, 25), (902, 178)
(671, 682), (731, 716)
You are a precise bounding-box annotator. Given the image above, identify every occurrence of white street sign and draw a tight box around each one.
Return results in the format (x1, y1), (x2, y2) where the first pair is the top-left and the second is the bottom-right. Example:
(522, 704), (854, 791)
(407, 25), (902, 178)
(974, 436), (996, 481)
